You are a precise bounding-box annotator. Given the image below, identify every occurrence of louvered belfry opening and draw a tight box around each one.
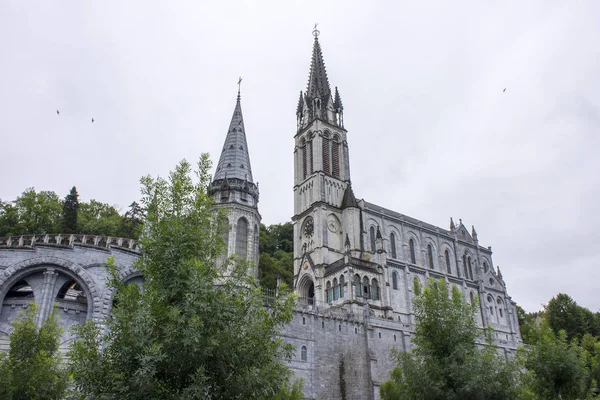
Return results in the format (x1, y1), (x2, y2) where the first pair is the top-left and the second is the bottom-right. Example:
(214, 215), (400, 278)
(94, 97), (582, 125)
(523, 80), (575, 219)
(302, 140), (308, 179)
(332, 136), (340, 178)
(322, 135), (330, 175)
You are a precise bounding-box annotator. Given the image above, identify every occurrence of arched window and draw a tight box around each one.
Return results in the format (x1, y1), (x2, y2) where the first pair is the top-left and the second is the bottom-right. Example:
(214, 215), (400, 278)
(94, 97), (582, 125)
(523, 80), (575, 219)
(236, 218), (248, 259)
(220, 217), (229, 251)
(445, 250), (452, 274)
(308, 139), (314, 175)
(301, 345), (307, 361)
(409, 239), (416, 264)
(322, 134), (330, 175)
(301, 138), (307, 179)
(483, 262), (489, 273)
(469, 292), (474, 304)
(339, 275), (345, 298)
(468, 256), (473, 280)
(370, 226), (376, 252)
(353, 274), (361, 297)
(333, 278), (339, 300)
(392, 271), (398, 290)
(363, 276), (370, 298)
(332, 135), (340, 178)
(463, 254), (468, 279)
(326, 281), (332, 303)
(371, 279), (379, 300)
(427, 244), (434, 269)
(497, 298), (504, 319)
(390, 233), (397, 259)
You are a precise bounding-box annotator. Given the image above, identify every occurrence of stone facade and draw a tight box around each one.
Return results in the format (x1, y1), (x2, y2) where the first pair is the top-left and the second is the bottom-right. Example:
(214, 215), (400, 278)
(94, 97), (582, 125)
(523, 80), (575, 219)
(0, 34), (522, 400)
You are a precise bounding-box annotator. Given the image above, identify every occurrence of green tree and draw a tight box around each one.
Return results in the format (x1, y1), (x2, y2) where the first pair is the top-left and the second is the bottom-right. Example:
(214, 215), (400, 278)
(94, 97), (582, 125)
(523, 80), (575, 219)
(522, 323), (589, 399)
(259, 223), (294, 289)
(61, 186), (80, 233)
(69, 155), (297, 399)
(546, 293), (587, 341)
(0, 304), (69, 400)
(118, 201), (144, 239)
(380, 278), (522, 400)
(0, 200), (20, 236)
(11, 188), (63, 234)
(517, 305), (540, 345)
(77, 199), (123, 237)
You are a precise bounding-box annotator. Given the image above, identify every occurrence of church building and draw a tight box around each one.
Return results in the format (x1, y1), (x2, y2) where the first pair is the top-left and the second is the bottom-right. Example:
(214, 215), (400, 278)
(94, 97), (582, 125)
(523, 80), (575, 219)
(0, 30), (522, 400)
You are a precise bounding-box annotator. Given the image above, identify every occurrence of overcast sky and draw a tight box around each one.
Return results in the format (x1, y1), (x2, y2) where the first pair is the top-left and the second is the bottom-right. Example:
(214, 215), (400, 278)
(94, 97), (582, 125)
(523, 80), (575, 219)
(1, 1), (599, 313)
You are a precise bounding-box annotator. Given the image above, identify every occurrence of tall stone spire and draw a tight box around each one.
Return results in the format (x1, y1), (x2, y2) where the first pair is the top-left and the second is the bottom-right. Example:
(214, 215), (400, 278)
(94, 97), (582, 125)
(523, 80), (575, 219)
(306, 36), (332, 105)
(297, 31), (343, 131)
(214, 90), (253, 183)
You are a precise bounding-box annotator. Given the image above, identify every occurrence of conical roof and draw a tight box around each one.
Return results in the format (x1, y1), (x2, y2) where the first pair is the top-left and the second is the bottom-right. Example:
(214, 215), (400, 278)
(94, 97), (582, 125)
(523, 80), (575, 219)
(306, 37), (331, 103)
(214, 93), (253, 182)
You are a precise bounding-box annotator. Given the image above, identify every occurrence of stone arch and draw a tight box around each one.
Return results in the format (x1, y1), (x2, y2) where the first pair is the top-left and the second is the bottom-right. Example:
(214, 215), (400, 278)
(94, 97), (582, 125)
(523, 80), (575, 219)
(298, 274), (315, 307)
(0, 256), (100, 322)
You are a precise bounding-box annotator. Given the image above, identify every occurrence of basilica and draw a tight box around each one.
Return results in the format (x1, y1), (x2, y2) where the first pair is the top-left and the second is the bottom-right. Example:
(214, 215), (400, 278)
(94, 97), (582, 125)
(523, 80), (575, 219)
(0, 32), (522, 399)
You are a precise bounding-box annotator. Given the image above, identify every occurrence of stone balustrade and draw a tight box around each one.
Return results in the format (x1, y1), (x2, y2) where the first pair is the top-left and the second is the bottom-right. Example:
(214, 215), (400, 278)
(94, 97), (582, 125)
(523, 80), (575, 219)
(0, 234), (140, 253)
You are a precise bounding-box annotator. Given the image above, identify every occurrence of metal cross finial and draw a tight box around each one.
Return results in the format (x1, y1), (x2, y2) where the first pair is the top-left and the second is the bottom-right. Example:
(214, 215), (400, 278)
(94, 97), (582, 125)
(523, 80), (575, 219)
(312, 23), (320, 38)
(237, 77), (242, 98)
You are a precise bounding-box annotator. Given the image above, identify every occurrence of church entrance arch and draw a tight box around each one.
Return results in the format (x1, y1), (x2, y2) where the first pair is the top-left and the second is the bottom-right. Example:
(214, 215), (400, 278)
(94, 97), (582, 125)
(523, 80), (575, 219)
(298, 276), (315, 308)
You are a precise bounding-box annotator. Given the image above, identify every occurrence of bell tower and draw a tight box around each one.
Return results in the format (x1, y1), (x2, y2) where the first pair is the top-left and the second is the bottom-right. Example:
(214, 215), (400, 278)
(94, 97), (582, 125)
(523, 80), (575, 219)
(293, 29), (361, 305)
(209, 83), (261, 280)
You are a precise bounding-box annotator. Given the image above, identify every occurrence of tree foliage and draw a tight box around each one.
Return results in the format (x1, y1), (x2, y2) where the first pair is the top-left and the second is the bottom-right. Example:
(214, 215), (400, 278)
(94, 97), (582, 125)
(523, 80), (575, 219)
(0, 187), (141, 239)
(61, 186), (80, 233)
(258, 222), (294, 289)
(0, 304), (68, 400)
(380, 278), (522, 400)
(521, 323), (591, 399)
(68, 155), (297, 399)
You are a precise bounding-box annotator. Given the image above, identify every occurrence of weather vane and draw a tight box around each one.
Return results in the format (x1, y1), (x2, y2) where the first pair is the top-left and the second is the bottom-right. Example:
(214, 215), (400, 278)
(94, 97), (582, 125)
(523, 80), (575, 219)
(312, 22), (320, 38)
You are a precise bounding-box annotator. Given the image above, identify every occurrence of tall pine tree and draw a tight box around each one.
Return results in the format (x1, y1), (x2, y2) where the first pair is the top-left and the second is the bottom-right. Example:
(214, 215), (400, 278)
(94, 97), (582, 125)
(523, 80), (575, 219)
(61, 186), (79, 233)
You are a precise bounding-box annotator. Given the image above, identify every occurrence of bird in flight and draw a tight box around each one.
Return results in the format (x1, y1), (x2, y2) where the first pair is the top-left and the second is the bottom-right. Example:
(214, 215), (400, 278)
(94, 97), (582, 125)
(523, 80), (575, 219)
(503, 88), (506, 92)
(91, 118), (95, 123)
(56, 110), (60, 115)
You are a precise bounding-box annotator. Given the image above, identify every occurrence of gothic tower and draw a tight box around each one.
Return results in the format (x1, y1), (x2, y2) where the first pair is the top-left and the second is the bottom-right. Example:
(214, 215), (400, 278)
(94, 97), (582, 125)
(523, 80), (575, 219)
(293, 32), (366, 306)
(209, 88), (261, 280)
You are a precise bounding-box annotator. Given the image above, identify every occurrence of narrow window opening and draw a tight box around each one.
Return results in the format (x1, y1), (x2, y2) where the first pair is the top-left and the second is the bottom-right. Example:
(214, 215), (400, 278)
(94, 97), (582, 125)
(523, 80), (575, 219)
(428, 244), (434, 269)
(390, 233), (397, 258)
(409, 239), (416, 264)
(301, 345), (307, 361)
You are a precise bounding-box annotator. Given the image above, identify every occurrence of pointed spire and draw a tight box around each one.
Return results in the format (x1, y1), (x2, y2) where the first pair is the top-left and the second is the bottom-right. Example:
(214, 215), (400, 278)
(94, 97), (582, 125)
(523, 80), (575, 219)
(341, 185), (358, 208)
(214, 87), (253, 183)
(471, 225), (478, 241)
(333, 86), (343, 110)
(345, 233), (351, 250)
(296, 91), (304, 115)
(306, 36), (332, 105)
(450, 217), (456, 231)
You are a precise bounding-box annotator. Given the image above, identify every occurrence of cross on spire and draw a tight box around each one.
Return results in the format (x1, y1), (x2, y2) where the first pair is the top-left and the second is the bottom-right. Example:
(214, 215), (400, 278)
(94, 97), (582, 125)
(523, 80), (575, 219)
(237, 77), (242, 100)
(312, 22), (320, 38)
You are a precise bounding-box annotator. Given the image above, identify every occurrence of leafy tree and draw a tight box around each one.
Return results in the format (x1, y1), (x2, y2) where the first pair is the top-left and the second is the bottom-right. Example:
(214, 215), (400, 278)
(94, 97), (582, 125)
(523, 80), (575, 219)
(69, 155), (297, 399)
(517, 305), (540, 345)
(77, 199), (123, 237)
(0, 200), (20, 236)
(0, 304), (69, 400)
(259, 223), (294, 289)
(61, 186), (80, 233)
(546, 293), (587, 341)
(521, 323), (589, 399)
(12, 188), (63, 234)
(380, 278), (522, 400)
(118, 201), (144, 239)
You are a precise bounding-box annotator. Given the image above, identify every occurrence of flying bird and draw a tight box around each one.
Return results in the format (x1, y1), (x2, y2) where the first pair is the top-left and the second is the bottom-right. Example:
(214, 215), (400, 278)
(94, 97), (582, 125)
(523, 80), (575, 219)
(91, 118), (95, 123)
(56, 110), (60, 115)
(503, 88), (506, 92)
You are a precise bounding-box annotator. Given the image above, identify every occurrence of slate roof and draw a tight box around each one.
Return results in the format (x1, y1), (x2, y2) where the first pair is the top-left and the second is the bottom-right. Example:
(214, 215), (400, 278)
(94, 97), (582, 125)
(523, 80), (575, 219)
(214, 93), (254, 183)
